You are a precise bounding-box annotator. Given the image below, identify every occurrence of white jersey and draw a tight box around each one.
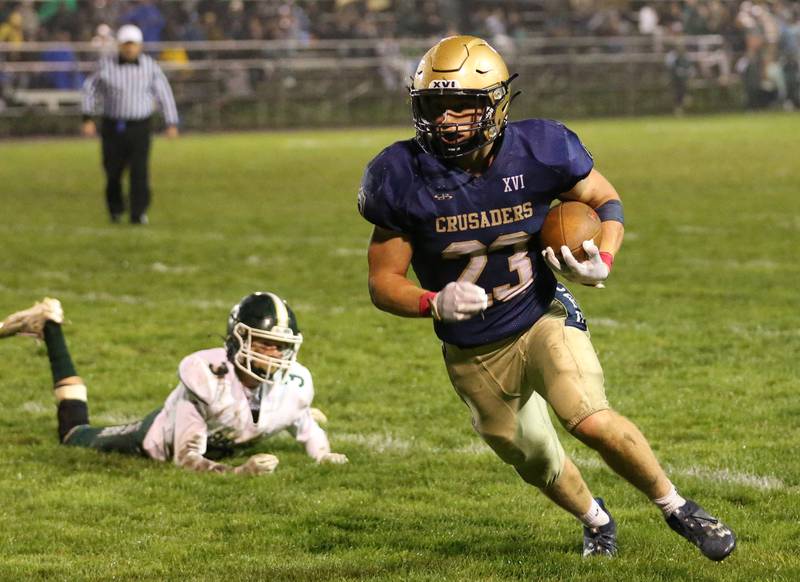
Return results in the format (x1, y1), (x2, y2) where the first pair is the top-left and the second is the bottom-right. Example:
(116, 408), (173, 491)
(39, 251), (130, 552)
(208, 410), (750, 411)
(142, 347), (330, 469)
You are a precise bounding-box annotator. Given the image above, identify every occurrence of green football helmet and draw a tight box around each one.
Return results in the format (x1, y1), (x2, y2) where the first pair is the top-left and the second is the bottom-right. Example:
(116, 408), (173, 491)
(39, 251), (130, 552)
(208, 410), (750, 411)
(225, 292), (303, 383)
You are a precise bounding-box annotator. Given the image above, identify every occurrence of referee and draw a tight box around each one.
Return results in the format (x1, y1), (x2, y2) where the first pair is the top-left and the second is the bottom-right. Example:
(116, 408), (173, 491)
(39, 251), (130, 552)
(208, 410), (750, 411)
(81, 24), (179, 225)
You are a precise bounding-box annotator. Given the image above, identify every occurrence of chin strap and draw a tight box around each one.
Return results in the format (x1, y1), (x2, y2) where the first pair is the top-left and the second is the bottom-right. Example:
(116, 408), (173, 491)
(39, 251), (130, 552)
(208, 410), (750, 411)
(506, 73), (521, 106)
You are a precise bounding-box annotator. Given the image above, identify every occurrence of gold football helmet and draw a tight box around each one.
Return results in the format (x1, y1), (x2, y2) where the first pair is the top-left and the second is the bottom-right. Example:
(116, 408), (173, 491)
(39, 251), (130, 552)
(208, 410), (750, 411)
(410, 35), (517, 158)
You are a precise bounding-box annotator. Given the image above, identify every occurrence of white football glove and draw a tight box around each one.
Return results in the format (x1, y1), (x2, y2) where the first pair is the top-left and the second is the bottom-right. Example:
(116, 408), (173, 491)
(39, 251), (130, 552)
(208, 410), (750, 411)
(317, 452), (349, 465)
(234, 453), (279, 476)
(432, 281), (489, 322)
(542, 240), (610, 288)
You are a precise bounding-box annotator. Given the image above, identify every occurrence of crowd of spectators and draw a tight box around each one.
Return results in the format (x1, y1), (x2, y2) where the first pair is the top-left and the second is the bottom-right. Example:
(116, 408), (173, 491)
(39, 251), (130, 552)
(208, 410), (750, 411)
(1, 1), (797, 48)
(0, 0), (780, 45)
(1, 0), (799, 109)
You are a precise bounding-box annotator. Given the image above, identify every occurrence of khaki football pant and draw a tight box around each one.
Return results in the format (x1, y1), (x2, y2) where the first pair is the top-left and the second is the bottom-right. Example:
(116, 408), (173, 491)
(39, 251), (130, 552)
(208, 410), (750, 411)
(444, 301), (609, 488)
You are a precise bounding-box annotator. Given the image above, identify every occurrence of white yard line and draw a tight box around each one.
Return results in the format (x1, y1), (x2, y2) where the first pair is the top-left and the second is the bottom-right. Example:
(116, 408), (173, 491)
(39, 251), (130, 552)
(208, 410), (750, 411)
(674, 465), (786, 491)
(335, 431), (790, 492)
(0, 287), (229, 311)
(4, 223), (363, 247)
(93, 412), (142, 425)
(335, 432), (415, 454)
(71, 291), (146, 305)
(572, 453), (787, 491)
(150, 262), (199, 275)
(728, 324), (800, 339)
(676, 225), (720, 235)
(332, 247), (365, 257)
(20, 401), (49, 414)
(685, 258), (784, 270)
(10, 405), (791, 491)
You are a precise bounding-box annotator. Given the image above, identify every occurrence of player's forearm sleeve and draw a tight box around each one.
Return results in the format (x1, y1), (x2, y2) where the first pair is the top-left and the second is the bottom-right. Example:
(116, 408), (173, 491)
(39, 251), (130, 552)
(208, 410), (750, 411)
(304, 427), (331, 461)
(292, 410), (331, 461)
(176, 441), (234, 473)
(172, 399), (233, 473)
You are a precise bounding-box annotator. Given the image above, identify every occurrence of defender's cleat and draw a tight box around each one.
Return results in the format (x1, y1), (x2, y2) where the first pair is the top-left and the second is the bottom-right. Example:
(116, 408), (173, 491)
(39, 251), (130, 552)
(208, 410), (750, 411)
(583, 498), (618, 557)
(0, 298), (64, 339)
(666, 499), (736, 561)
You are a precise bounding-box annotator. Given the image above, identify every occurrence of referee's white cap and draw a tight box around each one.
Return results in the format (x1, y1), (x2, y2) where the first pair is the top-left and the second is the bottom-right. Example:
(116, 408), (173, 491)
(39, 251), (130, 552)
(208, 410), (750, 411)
(117, 24), (143, 44)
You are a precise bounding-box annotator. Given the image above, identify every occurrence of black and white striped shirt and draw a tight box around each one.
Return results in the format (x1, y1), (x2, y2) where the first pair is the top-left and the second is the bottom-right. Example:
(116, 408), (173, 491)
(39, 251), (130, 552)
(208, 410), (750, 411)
(82, 53), (179, 126)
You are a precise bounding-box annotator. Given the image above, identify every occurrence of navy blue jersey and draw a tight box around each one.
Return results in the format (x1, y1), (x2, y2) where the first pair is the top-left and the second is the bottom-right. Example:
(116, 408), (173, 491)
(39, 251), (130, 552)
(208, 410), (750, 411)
(359, 119), (594, 347)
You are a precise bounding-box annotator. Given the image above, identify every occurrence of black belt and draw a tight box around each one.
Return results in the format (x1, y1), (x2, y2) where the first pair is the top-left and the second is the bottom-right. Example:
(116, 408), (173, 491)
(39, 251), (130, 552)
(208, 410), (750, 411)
(102, 116), (151, 134)
(103, 116), (151, 126)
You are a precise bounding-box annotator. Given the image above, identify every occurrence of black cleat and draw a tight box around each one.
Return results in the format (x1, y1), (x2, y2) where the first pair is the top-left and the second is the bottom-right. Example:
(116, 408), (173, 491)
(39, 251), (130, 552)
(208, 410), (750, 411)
(666, 499), (736, 561)
(582, 498), (618, 557)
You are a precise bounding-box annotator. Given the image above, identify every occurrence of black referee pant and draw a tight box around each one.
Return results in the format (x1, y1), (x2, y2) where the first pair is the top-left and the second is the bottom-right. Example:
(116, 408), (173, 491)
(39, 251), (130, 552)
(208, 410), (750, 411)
(101, 117), (152, 223)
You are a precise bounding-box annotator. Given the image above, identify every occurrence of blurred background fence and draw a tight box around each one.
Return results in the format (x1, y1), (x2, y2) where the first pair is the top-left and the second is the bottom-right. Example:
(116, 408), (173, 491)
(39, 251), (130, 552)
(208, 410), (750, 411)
(1, 0), (797, 136)
(0, 35), (740, 135)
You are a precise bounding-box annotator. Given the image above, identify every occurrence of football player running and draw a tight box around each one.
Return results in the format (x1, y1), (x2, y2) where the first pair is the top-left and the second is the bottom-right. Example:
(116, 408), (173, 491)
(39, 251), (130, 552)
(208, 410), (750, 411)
(359, 36), (734, 559)
(0, 293), (348, 474)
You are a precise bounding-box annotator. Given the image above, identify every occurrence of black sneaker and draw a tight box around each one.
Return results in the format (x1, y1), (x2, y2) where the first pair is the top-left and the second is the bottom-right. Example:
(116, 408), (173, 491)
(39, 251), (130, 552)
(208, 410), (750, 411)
(666, 499), (736, 561)
(582, 498), (618, 557)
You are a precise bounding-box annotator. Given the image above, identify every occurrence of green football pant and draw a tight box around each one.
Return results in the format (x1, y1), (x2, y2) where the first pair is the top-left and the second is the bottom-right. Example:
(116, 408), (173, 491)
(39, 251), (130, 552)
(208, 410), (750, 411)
(63, 408), (161, 457)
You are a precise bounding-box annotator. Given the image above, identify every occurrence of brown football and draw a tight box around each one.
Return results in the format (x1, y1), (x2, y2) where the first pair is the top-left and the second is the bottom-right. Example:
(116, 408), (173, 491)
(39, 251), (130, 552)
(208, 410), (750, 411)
(539, 201), (602, 262)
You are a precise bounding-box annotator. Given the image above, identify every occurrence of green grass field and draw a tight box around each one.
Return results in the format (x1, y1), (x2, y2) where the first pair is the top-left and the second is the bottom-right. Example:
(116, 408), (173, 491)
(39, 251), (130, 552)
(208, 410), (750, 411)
(0, 114), (798, 581)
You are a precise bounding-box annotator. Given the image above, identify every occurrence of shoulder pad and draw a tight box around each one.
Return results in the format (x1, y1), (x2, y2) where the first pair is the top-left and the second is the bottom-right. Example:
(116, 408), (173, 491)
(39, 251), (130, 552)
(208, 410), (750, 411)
(358, 141), (416, 233)
(178, 353), (223, 405)
(514, 119), (594, 191)
(285, 362), (315, 406)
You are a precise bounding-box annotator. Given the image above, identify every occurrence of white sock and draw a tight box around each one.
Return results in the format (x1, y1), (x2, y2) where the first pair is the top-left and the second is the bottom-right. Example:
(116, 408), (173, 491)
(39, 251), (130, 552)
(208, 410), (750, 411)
(652, 484), (686, 516)
(579, 498), (611, 528)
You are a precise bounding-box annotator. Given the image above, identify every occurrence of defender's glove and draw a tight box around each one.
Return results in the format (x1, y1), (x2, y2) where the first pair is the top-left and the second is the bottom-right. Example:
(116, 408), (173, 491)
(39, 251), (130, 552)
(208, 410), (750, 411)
(542, 240), (611, 288)
(432, 281), (489, 322)
(317, 452), (349, 465)
(234, 453), (279, 476)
